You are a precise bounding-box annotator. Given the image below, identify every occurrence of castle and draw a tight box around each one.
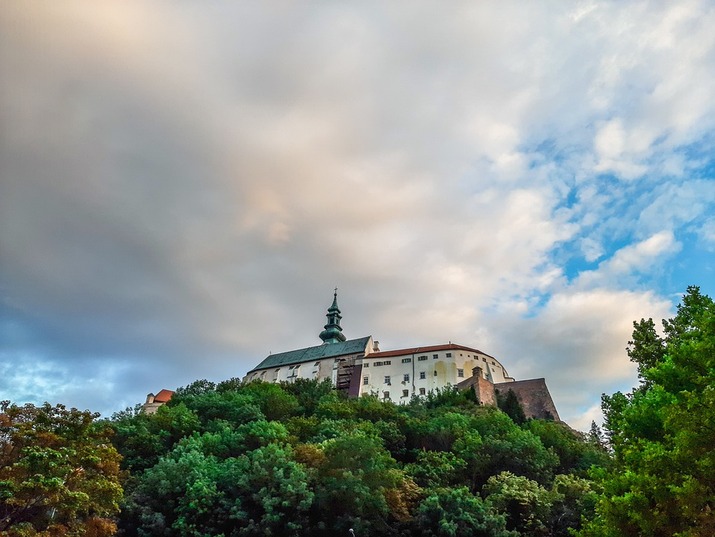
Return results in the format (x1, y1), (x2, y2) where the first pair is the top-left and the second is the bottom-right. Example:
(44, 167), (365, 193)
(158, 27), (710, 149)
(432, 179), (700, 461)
(242, 291), (559, 420)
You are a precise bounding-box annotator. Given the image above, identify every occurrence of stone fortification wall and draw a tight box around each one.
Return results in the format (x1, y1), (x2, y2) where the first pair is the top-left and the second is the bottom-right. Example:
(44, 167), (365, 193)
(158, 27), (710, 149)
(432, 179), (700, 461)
(457, 369), (560, 421)
(456, 367), (497, 406)
(494, 378), (560, 421)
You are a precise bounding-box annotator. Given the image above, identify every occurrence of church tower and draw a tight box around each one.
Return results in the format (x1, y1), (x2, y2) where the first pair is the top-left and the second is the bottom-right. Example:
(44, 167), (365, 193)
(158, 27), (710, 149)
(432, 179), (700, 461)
(319, 289), (347, 344)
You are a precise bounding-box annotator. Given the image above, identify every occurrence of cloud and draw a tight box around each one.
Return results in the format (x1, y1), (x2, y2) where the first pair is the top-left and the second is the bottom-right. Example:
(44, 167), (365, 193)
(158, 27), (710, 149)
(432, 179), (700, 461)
(573, 232), (681, 292)
(700, 218), (715, 249)
(594, 118), (649, 179)
(485, 288), (673, 426)
(603, 231), (680, 275)
(1, 1), (714, 427)
(637, 179), (715, 236)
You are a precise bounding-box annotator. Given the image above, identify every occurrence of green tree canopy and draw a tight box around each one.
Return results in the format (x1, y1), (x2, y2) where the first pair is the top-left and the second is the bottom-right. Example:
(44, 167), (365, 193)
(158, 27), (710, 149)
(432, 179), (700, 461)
(580, 286), (715, 537)
(415, 486), (515, 537)
(109, 374), (608, 536)
(0, 402), (123, 537)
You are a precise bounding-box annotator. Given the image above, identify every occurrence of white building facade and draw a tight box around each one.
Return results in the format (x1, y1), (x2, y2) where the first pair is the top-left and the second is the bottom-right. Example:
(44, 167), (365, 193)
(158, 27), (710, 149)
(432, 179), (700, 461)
(356, 343), (514, 402)
(243, 334), (377, 390)
(243, 292), (516, 401)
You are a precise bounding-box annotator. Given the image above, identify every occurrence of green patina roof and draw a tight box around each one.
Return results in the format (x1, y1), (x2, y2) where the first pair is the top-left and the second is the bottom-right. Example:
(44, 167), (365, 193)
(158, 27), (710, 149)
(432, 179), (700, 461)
(319, 289), (347, 344)
(249, 336), (372, 372)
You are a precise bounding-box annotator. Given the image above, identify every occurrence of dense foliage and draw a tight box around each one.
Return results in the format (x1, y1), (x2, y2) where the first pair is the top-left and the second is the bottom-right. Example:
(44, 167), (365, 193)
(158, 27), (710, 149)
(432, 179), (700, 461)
(579, 286), (715, 537)
(110, 378), (608, 536)
(0, 402), (123, 537)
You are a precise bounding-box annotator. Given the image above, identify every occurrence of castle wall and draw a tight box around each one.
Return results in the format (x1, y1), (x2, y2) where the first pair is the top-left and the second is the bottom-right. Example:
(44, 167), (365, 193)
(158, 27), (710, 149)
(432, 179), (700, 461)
(456, 367), (497, 406)
(494, 378), (560, 421)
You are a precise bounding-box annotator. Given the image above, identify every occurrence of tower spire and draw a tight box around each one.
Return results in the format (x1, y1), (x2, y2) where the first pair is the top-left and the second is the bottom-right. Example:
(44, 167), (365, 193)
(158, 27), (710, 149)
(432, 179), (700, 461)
(319, 289), (347, 344)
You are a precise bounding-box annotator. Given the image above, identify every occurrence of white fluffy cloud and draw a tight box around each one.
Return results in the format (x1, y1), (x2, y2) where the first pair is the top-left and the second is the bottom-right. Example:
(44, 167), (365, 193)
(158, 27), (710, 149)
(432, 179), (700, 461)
(485, 288), (673, 426)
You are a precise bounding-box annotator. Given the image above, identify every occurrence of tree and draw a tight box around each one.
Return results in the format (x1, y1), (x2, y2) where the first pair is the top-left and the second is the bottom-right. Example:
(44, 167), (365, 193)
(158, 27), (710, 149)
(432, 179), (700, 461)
(109, 402), (200, 473)
(580, 286), (715, 536)
(311, 433), (407, 535)
(238, 382), (300, 421)
(483, 471), (553, 536)
(587, 421), (605, 450)
(0, 402), (123, 537)
(280, 378), (336, 415)
(404, 451), (467, 489)
(455, 422), (559, 489)
(415, 486), (515, 537)
(549, 474), (599, 537)
(496, 389), (527, 425)
(121, 435), (313, 537)
(528, 420), (609, 475)
(410, 411), (472, 452)
(626, 317), (665, 385)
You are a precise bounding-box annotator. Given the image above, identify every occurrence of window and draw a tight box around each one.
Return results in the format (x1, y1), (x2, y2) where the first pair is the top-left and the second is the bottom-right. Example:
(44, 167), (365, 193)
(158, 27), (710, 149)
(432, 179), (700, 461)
(434, 370), (438, 376)
(402, 358), (412, 363)
(314, 361), (320, 366)
(274, 368), (280, 372)
(418, 355), (428, 361)
(419, 388), (426, 395)
(363, 363), (369, 367)
(383, 391), (390, 400)
(373, 361), (392, 367)
(419, 371), (426, 380)
(363, 376), (369, 385)
(433, 354), (438, 359)
(402, 389), (409, 397)
(457, 368), (464, 378)
(384, 376), (391, 385)
(403, 373), (410, 382)
(446, 352), (452, 357)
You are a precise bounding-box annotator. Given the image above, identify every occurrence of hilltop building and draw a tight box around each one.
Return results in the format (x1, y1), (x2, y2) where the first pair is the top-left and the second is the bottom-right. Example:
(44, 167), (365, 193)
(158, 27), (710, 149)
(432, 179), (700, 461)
(243, 291), (559, 420)
(142, 389), (174, 414)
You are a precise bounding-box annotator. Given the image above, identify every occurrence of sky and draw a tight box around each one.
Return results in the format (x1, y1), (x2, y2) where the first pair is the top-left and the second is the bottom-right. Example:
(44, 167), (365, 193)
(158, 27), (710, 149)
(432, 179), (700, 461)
(1, 1), (715, 430)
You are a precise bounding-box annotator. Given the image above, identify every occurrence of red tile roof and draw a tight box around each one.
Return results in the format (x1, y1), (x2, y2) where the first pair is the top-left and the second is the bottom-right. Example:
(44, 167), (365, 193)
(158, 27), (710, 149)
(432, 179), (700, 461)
(366, 343), (493, 359)
(154, 389), (174, 403)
